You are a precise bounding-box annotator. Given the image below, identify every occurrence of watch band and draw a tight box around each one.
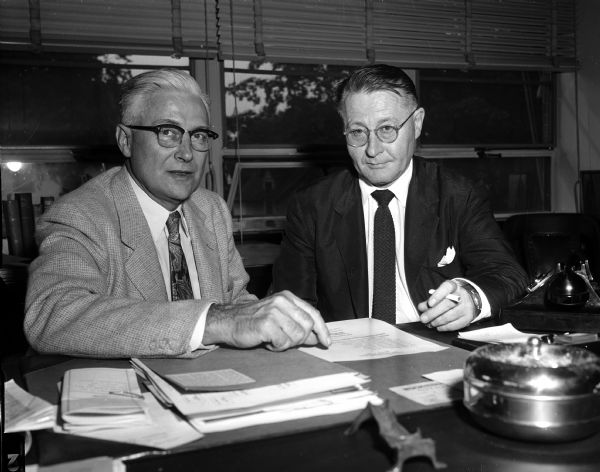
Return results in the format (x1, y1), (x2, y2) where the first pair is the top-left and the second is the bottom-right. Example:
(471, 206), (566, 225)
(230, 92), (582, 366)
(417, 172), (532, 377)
(455, 280), (482, 316)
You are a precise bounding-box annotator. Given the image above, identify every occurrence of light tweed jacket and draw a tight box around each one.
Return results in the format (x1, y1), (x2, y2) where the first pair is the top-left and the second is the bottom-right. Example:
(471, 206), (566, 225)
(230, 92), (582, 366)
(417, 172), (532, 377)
(24, 166), (256, 358)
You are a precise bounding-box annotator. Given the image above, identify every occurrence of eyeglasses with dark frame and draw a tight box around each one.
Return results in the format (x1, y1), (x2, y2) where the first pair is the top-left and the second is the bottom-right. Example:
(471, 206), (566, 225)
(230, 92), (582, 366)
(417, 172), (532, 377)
(124, 124), (219, 152)
(343, 107), (420, 148)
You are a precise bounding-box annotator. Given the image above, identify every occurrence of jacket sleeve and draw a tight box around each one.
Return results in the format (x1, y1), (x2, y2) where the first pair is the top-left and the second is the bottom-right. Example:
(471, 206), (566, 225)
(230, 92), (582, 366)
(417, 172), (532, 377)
(24, 196), (254, 359)
(451, 183), (529, 314)
(272, 192), (318, 306)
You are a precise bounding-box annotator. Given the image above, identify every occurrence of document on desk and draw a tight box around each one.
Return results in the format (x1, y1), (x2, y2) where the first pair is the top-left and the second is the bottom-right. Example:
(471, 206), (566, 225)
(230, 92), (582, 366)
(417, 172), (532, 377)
(458, 323), (543, 343)
(55, 393), (204, 450)
(300, 318), (447, 362)
(132, 357), (382, 433)
(189, 386), (383, 433)
(60, 368), (150, 432)
(4, 379), (56, 433)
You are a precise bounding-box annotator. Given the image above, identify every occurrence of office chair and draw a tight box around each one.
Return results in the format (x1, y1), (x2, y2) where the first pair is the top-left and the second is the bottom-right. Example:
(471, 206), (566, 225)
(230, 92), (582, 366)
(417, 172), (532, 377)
(502, 213), (600, 283)
(0, 264), (29, 360)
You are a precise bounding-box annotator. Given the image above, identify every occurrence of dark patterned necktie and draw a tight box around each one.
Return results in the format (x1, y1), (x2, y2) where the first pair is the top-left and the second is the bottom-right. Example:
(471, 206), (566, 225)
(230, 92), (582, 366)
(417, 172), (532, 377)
(166, 211), (194, 301)
(371, 189), (396, 324)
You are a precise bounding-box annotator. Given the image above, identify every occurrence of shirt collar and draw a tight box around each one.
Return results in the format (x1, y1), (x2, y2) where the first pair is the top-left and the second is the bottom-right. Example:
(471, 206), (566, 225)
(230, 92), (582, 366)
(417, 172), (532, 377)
(127, 170), (189, 242)
(358, 158), (413, 208)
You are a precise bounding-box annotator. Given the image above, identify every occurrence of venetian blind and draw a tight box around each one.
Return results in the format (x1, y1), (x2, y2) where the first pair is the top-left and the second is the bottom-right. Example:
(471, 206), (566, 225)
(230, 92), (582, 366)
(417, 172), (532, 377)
(0, 0), (576, 70)
(0, 0), (218, 57)
(217, 0), (576, 70)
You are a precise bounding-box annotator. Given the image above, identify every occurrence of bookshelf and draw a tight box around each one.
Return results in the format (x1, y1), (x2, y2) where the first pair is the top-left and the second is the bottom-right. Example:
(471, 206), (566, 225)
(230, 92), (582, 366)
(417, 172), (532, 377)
(1, 146), (123, 261)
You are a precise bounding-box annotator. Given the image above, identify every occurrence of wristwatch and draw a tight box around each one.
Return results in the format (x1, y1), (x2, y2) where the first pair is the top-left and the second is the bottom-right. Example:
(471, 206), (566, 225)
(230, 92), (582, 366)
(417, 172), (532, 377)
(455, 280), (482, 316)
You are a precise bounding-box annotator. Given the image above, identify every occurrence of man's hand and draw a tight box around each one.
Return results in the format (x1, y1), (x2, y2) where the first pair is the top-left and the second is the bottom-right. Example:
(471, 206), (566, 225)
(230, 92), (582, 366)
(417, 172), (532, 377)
(203, 290), (331, 351)
(417, 280), (476, 331)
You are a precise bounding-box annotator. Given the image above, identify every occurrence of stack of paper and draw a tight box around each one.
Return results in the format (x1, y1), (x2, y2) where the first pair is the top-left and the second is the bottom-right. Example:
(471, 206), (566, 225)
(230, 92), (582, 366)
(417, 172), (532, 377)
(4, 379), (56, 432)
(132, 352), (382, 434)
(60, 368), (150, 432)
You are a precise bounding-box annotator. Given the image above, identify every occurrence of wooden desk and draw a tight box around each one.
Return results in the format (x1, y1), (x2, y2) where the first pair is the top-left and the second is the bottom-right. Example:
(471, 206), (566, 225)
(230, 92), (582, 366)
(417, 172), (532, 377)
(5, 324), (600, 472)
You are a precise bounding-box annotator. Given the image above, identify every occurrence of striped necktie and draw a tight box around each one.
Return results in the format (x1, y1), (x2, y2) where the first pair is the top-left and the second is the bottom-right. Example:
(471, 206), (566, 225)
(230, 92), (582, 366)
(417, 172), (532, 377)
(165, 211), (193, 301)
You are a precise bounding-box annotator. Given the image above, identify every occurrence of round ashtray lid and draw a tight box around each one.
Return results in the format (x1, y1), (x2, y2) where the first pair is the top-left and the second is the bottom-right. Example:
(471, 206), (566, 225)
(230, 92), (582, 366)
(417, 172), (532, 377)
(465, 337), (600, 396)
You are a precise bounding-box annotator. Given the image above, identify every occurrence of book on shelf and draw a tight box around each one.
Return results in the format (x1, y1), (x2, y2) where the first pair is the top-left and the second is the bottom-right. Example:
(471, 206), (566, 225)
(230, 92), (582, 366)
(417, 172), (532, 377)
(41, 196), (55, 213)
(15, 193), (37, 258)
(2, 199), (25, 257)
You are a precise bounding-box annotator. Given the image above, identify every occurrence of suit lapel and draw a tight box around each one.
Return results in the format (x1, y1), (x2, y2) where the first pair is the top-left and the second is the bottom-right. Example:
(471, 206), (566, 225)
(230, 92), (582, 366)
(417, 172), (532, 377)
(404, 158), (440, 293)
(333, 177), (369, 317)
(112, 168), (168, 301)
(181, 198), (221, 300)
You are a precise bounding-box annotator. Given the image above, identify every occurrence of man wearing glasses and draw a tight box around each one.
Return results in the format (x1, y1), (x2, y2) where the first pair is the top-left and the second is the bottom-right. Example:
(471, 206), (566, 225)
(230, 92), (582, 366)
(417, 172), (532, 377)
(25, 69), (330, 358)
(273, 64), (528, 331)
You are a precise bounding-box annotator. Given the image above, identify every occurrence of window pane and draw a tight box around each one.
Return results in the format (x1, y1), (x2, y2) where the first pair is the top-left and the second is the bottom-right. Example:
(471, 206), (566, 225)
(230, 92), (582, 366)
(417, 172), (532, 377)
(0, 53), (189, 147)
(429, 155), (551, 214)
(224, 61), (353, 148)
(419, 70), (554, 147)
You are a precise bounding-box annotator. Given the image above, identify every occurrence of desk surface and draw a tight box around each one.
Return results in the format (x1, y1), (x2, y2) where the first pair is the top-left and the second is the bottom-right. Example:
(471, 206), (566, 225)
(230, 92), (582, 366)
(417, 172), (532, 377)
(5, 322), (600, 472)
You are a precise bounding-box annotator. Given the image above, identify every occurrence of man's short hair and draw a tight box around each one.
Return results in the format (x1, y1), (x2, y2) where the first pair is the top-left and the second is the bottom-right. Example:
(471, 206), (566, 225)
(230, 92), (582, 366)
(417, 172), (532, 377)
(335, 64), (419, 115)
(119, 68), (211, 124)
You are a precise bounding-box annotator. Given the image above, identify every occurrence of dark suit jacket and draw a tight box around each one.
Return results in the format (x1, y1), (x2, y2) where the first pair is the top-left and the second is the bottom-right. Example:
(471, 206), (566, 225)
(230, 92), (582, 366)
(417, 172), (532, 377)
(273, 157), (528, 322)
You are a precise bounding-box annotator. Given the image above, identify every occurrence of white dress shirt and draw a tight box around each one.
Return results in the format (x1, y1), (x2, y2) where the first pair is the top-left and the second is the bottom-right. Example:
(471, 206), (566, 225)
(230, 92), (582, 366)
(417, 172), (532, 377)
(128, 172), (210, 349)
(358, 160), (490, 324)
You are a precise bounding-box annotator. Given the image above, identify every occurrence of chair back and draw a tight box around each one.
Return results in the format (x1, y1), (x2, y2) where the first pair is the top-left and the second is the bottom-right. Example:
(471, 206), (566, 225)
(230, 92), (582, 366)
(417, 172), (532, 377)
(0, 264), (29, 360)
(503, 213), (600, 281)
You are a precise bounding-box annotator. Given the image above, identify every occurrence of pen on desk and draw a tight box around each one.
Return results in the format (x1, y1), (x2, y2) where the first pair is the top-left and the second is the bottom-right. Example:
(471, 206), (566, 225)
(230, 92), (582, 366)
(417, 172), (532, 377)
(108, 390), (144, 400)
(428, 289), (461, 303)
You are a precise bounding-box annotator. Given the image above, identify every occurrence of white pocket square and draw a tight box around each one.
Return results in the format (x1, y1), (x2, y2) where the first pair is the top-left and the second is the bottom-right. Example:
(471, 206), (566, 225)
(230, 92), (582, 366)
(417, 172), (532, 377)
(437, 246), (456, 267)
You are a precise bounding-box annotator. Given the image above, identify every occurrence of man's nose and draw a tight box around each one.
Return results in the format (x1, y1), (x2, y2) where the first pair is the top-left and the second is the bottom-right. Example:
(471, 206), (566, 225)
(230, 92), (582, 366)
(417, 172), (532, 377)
(365, 131), (384, 157)
(175, 134), (194, 162)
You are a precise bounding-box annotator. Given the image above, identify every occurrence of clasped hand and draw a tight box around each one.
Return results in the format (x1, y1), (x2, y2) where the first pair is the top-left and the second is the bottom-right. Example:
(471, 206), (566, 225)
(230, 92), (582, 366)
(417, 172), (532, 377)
(417, 280), (477, 331)
(204, 290), (331, 351)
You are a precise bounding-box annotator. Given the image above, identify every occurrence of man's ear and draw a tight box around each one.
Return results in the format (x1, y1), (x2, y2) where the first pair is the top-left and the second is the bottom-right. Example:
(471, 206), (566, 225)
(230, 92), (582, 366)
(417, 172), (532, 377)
(413, 107), (425, 141)
(116, 124), (132, 158)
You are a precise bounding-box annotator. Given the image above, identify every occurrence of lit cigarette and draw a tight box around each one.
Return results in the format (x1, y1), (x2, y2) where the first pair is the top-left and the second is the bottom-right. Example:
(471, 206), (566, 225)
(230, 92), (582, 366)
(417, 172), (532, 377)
(428, 289), (461, 303)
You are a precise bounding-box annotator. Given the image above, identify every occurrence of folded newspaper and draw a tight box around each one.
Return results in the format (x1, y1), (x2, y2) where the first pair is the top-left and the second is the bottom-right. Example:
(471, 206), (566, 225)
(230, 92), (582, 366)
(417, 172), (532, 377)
(4, 379), (56, 433)
(60, 367), (150, 432)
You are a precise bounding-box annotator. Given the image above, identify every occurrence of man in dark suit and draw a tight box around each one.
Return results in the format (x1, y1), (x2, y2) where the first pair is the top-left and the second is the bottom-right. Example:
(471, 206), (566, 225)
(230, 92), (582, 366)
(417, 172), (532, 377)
(273, 64), (528, 331)
(25, 69), (330, 358)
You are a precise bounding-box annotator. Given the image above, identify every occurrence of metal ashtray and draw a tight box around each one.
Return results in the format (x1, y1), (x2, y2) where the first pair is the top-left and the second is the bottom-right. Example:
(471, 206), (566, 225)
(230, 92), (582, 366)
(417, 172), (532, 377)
(463, 337), (600, 442)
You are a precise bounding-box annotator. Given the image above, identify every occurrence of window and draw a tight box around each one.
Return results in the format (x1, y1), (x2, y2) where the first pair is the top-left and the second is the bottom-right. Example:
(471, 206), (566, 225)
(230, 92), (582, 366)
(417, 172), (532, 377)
(1, 52), (189, 148)
(223, 62), (553, 222)
(0, 53), (190, 236)
(419, 69), (554, 147)
(224, 60), (353, 149)
(431, 155), (550, 215)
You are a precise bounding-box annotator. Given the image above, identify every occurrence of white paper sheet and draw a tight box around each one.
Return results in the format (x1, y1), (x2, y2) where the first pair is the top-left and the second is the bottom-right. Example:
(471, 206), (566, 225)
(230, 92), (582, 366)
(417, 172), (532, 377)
(167, 371), (370, 418)
(60, 368), (149, 432)
(189, 388), (383, 433)
(131, 358), (381, 433)
(54, 393), (203, 449)
(390, 381), (462, 406)
(458, 323), (542, 344)
(300, 318), (447, 362)
(422, 368), (464, 387)
(4, 379), (56, 433)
